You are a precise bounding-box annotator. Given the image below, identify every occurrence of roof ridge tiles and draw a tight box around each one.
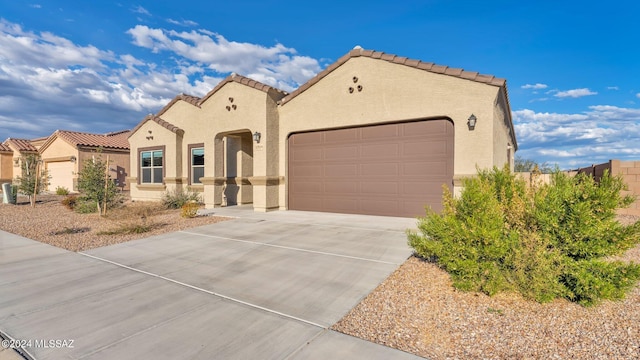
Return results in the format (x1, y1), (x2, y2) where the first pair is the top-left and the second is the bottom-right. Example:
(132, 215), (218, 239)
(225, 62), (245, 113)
(278, 48), (507, 105)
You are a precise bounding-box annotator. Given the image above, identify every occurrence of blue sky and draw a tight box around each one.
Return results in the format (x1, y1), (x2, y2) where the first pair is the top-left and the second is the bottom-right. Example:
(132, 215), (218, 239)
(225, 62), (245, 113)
(1, 1), (639, 169)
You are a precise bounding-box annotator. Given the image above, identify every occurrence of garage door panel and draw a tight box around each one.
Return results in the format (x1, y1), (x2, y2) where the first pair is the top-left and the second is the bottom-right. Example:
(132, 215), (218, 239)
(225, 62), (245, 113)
(361, 163), (399, 176)
(47, 161), (74, 192)
(324, 182), (358, 194)
(323, 128), (358, 143)
(291, 165), (323, 177)
(290, 182), (323, 194)
(324, 164), (358, 177)
(291, 148), (323, 161)
(402, 140), (448, 156)
(402, 120), (447, 136)
(324, 145), (359, 160)
(361, 125), (398, 139)
(361, 181), (398, 195)
(291, 131), (323, 145)
(288, 120), (453, 217)
(360, 143), (399, 158)
(401, 160), (448, 176)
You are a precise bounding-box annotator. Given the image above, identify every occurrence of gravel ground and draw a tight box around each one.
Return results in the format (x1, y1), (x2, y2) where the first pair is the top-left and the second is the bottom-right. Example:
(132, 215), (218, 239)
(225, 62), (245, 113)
(3, 194), (639, 358)
(0, 194), (229, 252)
(333, 215), (640, 360)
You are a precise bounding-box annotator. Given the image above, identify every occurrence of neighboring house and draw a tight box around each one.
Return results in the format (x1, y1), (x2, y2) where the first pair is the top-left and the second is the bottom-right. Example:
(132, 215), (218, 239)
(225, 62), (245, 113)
(128, 47), (517, 217)
(1, 138), (39, 182)
(0, 143), (13, 185)
(39, 130), (131, 192)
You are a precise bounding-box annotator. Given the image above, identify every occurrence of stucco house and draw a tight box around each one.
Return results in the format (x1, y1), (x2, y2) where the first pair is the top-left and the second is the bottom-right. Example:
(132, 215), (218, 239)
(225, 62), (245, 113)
(0, 138), (39, 183)
(39, 130), (131, 192)
(128, 47), (517, 217)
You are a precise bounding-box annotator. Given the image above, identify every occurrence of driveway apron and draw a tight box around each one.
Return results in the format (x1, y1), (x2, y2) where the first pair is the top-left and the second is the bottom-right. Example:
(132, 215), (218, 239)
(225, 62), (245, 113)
(0, 208), (422, 359)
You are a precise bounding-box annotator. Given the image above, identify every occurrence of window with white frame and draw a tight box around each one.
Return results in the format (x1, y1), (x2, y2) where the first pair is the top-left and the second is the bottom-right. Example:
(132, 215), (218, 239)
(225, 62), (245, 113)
(191, 146), (204, 184)
(140, 149), (163, 184)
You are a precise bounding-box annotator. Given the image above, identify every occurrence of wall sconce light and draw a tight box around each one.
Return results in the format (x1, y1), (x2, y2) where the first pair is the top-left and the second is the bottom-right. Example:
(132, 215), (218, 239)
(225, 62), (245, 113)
(252, 131), (261, 143)
(70, 156), (77, 163)
(467, 114), (477, 130)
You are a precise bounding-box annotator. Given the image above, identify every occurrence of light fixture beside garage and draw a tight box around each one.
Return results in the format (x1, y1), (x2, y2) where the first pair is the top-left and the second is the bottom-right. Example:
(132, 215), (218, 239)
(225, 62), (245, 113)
(467, 114), (477, 130)
(69, 156), (76, 163)
(253, 131), (261, 143)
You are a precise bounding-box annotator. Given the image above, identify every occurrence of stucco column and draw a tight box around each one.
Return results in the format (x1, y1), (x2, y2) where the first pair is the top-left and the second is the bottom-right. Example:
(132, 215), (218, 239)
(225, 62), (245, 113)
(202, 137), (224, 208)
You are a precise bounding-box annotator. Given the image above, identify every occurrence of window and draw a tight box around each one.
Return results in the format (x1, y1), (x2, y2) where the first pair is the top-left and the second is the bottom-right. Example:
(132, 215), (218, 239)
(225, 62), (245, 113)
(189, 144), (204, 184)
(140, 149), (163, 184)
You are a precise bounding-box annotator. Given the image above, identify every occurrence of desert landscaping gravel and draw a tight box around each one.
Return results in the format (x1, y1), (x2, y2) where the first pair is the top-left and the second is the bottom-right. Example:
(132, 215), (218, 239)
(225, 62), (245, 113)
(3, 194), (639, 359)
(333, 215), (640, 360)
(0, 194), (229, 252)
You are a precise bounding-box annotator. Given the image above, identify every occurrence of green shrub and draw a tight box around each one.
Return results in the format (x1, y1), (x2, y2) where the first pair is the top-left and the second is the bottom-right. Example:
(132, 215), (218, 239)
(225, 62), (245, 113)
(181, 202), (200, 218)
(74, 198), (99, 213)
(408, 166), (640, 306)
(55, 186), (70, 195)
(162, 187), (202, 209)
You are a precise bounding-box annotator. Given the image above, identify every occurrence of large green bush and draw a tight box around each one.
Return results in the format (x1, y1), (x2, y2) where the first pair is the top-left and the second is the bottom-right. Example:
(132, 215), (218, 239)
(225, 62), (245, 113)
(408, 166), (640, 306)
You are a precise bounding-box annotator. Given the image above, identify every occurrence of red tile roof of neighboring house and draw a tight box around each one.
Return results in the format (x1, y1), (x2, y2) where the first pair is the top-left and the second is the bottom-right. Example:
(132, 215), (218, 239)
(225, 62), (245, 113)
(52, 130), (131, 150)
(4, 138), (38, 153)
(279, 47), (508, 105)
(0, 143), (12, 153)
(129, 115), (185, 138)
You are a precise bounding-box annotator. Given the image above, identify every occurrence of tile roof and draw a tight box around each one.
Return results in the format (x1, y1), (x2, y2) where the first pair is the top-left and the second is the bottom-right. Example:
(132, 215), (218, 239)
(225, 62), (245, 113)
(153, 73), (288, 119)
(279, 47), (508, 105)
(4, 138), (38, 152)
(52, 129), (131, 150)
(0, 143), (12, 153)
(156, 94), (202, 118)
(198, 73), (288, 106)
(129, 115), (185, 138)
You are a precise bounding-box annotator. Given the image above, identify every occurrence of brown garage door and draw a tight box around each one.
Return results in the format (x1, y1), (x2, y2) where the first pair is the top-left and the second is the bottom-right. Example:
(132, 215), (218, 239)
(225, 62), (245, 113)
(288, 120), (454, 217)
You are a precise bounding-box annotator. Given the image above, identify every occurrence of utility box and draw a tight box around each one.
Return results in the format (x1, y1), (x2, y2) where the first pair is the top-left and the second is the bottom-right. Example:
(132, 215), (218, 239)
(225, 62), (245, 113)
(2, 183), (16, 204)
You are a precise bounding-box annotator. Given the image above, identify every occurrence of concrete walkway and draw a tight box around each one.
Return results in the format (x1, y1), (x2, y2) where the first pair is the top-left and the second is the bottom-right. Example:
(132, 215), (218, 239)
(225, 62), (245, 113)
(0, 208), (422, 359)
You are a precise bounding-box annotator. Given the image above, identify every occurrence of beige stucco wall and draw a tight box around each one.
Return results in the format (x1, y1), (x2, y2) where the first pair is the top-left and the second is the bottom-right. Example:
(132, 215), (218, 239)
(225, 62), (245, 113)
(492, 90), (515, 170)
(0, 153), (13, 184)
(129, 56), (514, 212)
(277, 56), (509, 206)
(133, 81), (283, 210)
(129, 120), (181, 200)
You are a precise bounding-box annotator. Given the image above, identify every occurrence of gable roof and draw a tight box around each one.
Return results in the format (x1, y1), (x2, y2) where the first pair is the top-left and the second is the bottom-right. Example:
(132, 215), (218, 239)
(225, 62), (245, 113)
(199, 73), (288, 105)
(39, 129), (131, 153)
(129, 114), (185, 139)
(155, 73), (288, 118)
(3, 138), (38, 153)
(278, 47), (516, 150)
(279, 47), (507, 105)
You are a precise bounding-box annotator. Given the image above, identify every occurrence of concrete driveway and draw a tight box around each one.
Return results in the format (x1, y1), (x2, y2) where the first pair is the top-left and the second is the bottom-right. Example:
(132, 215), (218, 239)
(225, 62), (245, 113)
(0, 207), (421, 359)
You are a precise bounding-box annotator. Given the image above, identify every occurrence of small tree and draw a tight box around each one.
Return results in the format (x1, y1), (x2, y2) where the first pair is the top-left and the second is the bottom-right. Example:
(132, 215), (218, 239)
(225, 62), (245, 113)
(514, 156), (554, 173)
(15, 154), (49, 206)
(76, 153), (119, 215)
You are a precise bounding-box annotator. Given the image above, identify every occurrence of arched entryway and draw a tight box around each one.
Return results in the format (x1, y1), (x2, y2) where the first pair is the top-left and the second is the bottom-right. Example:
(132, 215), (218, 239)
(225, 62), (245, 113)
(214, 130), (254, 206)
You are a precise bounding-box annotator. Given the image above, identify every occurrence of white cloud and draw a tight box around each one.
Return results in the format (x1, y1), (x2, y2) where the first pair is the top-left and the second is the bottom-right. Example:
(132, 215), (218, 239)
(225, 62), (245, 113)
(607, 86), (619, 90)
(132, 5), (150, 16)
(126, 25), (321, 91)
(636, 93), (640, 99)
(167, 19), (199, 27)
(29, 4), (41, 9)
(0, 19), (324, 139)
(521, 83), (547, 90)
(554, 88), (597, 98)
(513, 106), (640, 169)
